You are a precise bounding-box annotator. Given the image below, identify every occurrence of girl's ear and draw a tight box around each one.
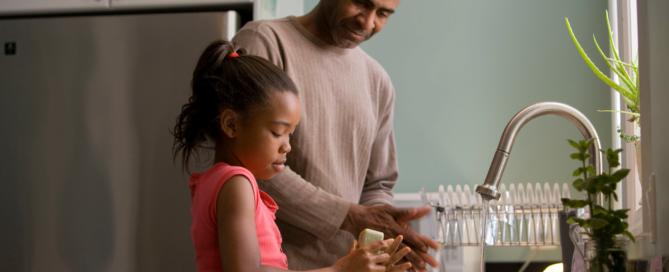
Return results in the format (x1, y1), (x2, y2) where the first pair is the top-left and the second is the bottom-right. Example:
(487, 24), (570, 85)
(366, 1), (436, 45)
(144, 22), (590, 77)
(219, 109), (239, 138)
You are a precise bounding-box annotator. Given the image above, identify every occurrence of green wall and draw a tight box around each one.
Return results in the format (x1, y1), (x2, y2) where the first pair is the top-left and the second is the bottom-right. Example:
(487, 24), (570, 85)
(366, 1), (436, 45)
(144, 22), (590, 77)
(304, 0), (612, 193)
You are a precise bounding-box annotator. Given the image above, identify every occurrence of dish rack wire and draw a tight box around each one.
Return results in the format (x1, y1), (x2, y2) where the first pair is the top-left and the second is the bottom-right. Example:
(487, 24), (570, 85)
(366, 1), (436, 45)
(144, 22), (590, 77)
(420, 182), (570, 247)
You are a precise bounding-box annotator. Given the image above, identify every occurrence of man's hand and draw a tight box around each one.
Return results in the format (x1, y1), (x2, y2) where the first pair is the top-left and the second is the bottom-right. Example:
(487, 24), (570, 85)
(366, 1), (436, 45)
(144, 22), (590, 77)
(341, 204), (439, 271)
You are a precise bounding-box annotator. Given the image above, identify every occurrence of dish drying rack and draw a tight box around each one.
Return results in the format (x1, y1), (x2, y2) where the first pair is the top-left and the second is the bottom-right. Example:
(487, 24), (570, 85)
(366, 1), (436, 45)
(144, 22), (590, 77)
(420, 182), (571, 247)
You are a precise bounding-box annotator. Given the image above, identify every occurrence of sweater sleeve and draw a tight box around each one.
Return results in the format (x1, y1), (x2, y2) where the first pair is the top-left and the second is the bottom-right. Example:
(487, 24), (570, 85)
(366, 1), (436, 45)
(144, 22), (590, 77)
(232, 22), (284, 69)
(259, 168), (351, 241)
(233, 22), (352, 241)
(360, 72), (398, 206)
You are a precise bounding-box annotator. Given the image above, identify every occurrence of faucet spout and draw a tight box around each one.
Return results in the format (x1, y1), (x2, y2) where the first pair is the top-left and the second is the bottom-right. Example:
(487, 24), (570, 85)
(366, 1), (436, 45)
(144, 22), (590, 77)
(476, 102), (603, 201)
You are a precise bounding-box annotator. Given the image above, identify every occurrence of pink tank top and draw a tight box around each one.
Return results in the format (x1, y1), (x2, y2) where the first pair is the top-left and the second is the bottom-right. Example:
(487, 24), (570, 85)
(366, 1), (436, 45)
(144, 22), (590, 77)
(188, 162), (287, 271)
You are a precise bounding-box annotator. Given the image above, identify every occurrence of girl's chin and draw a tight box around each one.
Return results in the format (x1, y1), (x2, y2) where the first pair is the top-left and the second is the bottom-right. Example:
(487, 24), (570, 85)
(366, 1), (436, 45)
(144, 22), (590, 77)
(272, 163), (285, 172)
(256, 165), (283, 181)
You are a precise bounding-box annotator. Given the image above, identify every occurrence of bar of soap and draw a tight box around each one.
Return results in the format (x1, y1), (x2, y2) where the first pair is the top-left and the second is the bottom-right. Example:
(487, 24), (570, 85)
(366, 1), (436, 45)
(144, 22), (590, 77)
(358, 228), (384, 247)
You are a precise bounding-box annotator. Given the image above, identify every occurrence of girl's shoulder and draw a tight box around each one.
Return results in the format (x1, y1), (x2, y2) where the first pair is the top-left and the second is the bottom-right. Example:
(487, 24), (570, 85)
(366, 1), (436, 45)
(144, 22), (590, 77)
(188, 163), (260, 221)
(189, 163), (259, 197)
(195, 162), (254, 181)
(210, 162), (254, 179)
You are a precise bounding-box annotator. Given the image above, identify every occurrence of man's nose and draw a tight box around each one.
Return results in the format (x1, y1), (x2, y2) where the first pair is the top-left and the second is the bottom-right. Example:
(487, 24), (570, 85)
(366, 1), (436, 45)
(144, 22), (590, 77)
(356, 10), (376, 33)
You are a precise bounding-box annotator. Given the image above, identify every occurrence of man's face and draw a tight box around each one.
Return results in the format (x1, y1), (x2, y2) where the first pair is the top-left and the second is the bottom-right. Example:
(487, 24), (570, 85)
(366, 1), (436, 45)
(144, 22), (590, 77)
(322, 0), (399, 48)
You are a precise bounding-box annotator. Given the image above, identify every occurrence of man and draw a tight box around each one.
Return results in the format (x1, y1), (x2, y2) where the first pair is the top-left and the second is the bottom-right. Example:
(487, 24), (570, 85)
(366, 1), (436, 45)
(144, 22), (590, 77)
(233, 0), (439, 270)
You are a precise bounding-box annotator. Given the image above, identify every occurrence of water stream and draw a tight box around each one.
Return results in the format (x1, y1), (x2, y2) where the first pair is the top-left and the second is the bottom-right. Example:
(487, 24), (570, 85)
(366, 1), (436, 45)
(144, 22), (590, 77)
(479, 200), (490, 272)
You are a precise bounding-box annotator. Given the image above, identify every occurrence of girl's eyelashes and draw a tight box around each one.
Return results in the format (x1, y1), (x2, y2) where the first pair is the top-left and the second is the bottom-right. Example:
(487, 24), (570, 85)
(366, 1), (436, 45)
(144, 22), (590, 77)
(271, 126), (295, 138)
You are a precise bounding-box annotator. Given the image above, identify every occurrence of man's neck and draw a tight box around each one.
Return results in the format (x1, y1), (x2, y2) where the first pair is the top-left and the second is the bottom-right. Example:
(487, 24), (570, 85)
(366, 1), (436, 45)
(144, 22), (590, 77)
(295, 7), (334, 46)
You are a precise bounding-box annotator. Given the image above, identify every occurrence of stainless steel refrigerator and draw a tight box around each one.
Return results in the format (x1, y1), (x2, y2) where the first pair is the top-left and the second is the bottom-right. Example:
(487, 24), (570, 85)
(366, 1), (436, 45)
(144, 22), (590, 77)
(0, 10), (239, 272)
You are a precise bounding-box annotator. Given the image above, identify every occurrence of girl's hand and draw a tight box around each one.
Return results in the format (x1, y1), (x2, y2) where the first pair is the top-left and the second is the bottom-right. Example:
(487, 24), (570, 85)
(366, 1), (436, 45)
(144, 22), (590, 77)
(332, 240), (390, 272)
(384, 235), (412, 272)
(388, 261), (412, 272)
(341, 205), (439, 270)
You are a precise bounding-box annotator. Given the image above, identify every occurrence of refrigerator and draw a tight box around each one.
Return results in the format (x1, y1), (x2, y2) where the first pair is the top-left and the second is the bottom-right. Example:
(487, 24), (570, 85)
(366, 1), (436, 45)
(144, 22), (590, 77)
(0, 10), (239, 272)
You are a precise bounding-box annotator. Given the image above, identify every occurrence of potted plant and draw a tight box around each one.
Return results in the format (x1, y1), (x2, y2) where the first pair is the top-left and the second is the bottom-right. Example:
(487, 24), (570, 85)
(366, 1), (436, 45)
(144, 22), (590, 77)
(565, 11), (641, 172)
(562, 139), (634, 272)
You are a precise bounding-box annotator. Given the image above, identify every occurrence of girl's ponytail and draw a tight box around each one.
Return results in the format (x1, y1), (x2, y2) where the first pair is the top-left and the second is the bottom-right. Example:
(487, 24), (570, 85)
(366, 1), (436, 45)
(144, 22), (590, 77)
(173, 41), (235, 171)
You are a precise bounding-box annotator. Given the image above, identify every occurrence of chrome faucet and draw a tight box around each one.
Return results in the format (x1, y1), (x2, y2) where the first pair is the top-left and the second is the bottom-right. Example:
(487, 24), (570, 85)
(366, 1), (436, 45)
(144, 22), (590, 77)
(475, 102), (603, 201)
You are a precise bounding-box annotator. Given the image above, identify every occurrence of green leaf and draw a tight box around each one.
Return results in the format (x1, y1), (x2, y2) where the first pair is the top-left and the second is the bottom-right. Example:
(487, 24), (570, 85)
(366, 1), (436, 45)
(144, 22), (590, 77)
(611, 62), (637, 98)
(603, 11), (637, 97)
(585, 165), (595, 175)
(562, 198), (590, 208)
(613, 209), (630, 219)
(598, 109), (640, 118)
(573, 178), (586, 191)
(569, 139), (591, 153)
(611, 169), (630, 182)
(590, 175), (608, 188)
(584, 165), (595, 175)
(606, 148), (622, 168)
(593, 36), (636, 99)
(590, 218), (609, 230)
(591, 205), (608, 216)
(624, 231), (636, 242)
(605, 11), (622, 63)
(582, 139), (595, 151)
(568, 139), (580, 149)
(598, 45), (636, 99)
(569, 150), (589, 161)
(603, 11), (639, 106)
(601, 186), (615, 196)
(568, 217), (589, 227)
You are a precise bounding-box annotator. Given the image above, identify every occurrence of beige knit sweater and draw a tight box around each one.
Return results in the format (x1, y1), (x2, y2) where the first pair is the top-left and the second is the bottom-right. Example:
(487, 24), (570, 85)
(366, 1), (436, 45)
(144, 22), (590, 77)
(233, 17), (398, 269)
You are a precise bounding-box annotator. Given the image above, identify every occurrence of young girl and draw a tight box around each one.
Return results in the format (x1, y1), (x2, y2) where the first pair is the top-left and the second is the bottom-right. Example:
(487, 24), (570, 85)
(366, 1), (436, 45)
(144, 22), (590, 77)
(173, 40), (411, 272)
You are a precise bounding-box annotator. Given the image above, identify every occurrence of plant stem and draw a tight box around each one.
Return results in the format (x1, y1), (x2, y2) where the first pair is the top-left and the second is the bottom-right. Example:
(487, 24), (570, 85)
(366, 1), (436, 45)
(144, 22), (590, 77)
(582, 155), (596, 230)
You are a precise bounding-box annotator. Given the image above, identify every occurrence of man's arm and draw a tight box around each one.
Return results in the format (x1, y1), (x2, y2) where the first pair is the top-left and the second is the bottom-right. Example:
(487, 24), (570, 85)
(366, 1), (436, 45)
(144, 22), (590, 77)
(261, 167), (351, 241)
(360, 75), (397, 205)
(347, 72), (440, 271)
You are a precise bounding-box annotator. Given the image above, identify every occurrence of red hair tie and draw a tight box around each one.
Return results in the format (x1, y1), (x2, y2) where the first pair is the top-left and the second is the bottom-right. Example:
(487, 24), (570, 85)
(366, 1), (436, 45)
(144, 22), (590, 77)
(227, 51), (239, 58)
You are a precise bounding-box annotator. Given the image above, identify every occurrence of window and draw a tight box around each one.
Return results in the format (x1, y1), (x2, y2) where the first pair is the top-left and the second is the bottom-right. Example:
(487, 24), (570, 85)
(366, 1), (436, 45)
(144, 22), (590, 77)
(610, 0), (649, 237)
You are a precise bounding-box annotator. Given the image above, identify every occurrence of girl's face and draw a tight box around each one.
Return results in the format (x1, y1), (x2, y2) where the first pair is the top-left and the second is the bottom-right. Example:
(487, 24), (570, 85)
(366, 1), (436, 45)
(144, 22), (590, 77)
(232, 91), (301, 180)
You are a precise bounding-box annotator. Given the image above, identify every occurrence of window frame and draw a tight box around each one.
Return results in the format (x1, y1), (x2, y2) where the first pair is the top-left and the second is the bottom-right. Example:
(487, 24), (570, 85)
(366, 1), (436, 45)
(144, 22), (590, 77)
(610, 0), (650, 237)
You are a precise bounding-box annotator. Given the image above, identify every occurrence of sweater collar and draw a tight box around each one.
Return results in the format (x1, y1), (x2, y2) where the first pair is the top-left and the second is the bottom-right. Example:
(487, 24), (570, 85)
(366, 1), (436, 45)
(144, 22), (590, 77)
(287, 16), (353, 55)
